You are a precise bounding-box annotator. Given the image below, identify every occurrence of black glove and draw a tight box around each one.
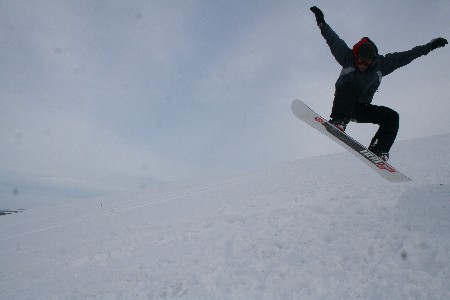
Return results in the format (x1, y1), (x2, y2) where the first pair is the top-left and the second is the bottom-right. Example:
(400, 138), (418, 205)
(310, 6), (325, 28)
(430, 37), (448, 50)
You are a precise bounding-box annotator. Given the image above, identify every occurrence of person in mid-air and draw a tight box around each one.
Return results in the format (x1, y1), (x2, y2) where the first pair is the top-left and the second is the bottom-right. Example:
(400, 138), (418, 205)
(310, 6), (447, 161)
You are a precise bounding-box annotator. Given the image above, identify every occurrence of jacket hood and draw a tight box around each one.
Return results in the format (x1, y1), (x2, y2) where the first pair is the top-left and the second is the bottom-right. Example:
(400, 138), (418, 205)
(352, 37), (379, 68)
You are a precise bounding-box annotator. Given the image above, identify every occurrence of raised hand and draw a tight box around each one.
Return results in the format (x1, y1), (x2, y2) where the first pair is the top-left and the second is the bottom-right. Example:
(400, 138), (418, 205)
(310, 6), (325, 27)
(430, 38), (448, 50)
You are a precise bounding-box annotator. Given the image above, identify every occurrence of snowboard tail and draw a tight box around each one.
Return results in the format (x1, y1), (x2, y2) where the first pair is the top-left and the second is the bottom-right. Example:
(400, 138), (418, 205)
(291, 99), (411, 182)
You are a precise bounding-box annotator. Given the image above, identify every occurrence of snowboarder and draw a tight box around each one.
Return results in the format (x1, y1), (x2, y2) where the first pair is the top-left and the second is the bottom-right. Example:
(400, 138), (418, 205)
(310, 6), (447, 161)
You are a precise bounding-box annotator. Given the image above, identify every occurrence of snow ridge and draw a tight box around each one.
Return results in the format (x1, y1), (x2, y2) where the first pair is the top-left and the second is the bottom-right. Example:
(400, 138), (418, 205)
(1, 134), (450, 299)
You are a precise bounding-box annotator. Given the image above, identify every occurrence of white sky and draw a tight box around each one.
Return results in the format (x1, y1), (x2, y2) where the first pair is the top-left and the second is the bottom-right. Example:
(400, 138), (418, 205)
(1, 0), (449, 198)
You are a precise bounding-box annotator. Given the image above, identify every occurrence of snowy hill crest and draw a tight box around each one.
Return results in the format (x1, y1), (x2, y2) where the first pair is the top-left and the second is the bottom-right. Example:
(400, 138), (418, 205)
(1, 134), (450, 299)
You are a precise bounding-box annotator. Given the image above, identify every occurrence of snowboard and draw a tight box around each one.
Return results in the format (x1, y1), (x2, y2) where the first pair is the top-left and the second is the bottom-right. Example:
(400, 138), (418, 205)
(291, 99), (411, 182)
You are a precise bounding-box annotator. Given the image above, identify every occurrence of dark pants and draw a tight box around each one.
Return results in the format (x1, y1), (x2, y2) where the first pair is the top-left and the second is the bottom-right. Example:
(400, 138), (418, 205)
(331, 82), (399, 152)
(351, 103), (399, 152)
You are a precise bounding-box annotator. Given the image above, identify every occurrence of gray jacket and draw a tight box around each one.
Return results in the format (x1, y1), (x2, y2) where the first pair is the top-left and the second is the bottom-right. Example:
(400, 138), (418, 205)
(320, 23), (432, 104)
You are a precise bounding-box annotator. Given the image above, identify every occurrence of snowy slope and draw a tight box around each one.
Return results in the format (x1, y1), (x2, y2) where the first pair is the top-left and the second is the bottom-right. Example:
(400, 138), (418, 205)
(1, 134), (450, 300)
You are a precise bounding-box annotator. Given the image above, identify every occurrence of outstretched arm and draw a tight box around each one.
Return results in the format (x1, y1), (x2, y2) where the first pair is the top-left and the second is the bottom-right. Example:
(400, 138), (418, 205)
(310, 6), (352, 67)
(380, 37), (448, 76)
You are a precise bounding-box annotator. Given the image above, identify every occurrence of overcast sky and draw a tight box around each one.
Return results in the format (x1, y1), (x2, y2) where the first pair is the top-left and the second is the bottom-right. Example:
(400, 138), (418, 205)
(1, 0), (449, 200)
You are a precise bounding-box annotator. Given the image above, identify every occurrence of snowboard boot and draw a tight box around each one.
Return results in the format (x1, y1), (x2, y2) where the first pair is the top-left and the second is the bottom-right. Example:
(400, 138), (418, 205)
(368, 144), (389, 162)
(377, 152), (389, 162)
(329, 118), (349, 132)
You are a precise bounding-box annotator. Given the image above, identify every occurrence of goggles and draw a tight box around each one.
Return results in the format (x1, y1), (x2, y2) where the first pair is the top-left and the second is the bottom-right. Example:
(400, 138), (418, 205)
(357, 57), (373, 67)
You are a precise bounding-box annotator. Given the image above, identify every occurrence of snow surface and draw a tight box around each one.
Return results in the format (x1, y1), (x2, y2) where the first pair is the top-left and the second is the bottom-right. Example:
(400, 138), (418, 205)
(1, 134), (450, 300)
